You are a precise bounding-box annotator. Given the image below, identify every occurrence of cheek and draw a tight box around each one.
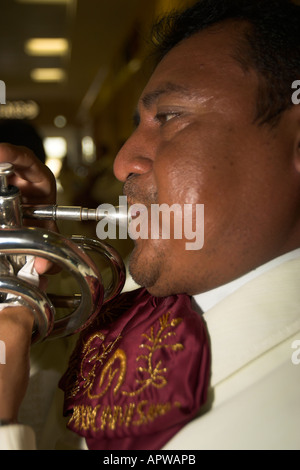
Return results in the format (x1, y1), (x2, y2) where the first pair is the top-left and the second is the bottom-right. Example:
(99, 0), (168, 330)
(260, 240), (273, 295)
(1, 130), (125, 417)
(154, 149), (233, 210)
(152, 120), (247, 246)
(154, 119), (238, 204)
(154, 147), (204, 205)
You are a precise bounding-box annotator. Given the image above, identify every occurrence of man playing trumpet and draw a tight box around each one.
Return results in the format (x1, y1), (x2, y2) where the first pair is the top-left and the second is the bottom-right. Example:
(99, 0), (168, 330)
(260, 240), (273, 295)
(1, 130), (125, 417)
(0, 0), (300, 450)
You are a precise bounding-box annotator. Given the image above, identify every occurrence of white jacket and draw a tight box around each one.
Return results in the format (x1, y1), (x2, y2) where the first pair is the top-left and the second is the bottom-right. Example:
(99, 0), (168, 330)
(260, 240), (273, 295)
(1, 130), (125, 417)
(164, 255), (300, 450)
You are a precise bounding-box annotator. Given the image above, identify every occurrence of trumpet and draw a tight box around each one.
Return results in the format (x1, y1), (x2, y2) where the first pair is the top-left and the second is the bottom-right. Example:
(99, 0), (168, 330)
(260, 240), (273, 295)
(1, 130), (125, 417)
(0, 162), (126, 343)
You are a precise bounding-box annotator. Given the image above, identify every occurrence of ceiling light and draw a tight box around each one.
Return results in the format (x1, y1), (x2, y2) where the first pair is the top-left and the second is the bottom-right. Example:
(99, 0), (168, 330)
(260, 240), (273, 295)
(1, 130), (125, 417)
(54, 115), (67, 128)
(25, 38), (69, 56)
(30, 68), (66, 82)
(44, 137), (67, 159)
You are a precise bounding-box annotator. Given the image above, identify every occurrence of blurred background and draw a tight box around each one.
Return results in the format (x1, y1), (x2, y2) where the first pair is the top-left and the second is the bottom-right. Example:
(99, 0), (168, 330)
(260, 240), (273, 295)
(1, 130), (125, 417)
(0, 0), (197, 266)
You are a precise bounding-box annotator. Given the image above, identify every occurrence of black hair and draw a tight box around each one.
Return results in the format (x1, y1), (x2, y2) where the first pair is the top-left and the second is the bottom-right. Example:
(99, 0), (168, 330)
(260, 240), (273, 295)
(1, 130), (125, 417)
(0, 119), (46, 163)
(151, 0), (300, 126)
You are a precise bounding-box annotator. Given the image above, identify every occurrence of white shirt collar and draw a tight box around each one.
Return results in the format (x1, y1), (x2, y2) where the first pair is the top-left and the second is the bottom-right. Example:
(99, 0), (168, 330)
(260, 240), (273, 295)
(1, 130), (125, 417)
(194, 249), (300, 313)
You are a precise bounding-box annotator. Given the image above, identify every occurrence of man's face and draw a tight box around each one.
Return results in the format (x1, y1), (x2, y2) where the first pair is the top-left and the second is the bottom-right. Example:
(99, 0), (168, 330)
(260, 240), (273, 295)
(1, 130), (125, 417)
(113, 24), (300, 296)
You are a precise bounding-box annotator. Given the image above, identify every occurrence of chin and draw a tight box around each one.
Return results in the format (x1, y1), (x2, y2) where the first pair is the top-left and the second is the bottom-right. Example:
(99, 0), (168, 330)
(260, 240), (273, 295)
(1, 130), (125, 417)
(128, 240), (190, 297)
(129, 262), (172, 297)
(143, 284), (170, 298)
(128, 242), (161, 289)
(130, 268), (185, 298)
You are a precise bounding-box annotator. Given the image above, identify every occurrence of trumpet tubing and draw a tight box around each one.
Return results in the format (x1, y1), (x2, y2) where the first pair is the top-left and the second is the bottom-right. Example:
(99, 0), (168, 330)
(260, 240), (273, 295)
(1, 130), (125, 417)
(0, 162), (126, 342)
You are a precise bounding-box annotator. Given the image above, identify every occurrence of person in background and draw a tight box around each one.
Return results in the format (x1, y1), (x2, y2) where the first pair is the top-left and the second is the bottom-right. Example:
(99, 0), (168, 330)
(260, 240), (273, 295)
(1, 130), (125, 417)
(0, 119), (46, 163)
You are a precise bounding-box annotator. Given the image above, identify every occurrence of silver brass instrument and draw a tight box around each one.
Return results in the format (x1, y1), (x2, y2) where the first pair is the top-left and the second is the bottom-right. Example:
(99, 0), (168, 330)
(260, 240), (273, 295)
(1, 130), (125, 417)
(0, 162), (126, 343)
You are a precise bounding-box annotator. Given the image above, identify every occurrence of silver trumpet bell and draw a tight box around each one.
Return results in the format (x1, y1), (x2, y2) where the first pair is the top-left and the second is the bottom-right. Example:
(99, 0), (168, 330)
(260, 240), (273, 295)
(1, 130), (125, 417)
(0, 162), (126, 342)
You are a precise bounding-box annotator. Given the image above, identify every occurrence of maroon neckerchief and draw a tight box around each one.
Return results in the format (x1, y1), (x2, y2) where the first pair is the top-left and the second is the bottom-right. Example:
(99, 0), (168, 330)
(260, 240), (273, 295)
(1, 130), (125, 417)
(59, 287), (211, 450)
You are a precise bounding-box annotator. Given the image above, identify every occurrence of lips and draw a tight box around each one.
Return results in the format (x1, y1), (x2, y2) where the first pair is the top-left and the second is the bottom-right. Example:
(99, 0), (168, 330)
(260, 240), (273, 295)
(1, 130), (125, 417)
(123, 176), (157, 208)
(128, 203), (150, 241)
(124, 178), (157, 233)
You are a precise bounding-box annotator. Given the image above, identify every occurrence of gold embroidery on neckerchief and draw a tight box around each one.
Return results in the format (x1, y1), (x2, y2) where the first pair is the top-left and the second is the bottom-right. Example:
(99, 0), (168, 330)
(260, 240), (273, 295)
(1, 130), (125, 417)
(87, 348), (127, 399)
(68, 400), (182, 432)
(81, 333), (122, 399)
(122, 312), (183, 397)
(66, 312), (185, 432)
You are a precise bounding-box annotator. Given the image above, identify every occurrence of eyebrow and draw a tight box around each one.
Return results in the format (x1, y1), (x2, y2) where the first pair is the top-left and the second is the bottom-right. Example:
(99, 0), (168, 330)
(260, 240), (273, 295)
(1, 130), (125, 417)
(133, 82), (192, 127)
(141, 82), (192, 109)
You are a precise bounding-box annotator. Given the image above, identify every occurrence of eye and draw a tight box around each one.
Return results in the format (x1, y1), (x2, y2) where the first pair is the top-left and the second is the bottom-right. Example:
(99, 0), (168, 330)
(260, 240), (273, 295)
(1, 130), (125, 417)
(155, 112), (180, 125)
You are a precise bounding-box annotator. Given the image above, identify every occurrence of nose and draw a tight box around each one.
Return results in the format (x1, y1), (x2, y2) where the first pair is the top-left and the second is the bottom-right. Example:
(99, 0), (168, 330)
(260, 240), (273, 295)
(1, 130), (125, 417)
(113, 130), (154, 182)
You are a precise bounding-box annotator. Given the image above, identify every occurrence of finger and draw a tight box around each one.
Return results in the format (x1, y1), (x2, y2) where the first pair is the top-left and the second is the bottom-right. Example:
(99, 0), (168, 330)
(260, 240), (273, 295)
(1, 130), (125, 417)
(34, 257), (61, 276)
(0, 306), (34, 421)
(34, 257), (53, 275)
(0, 306), (35, 335)
(0, 142), (48, 180)
(0, 143), (56, 203)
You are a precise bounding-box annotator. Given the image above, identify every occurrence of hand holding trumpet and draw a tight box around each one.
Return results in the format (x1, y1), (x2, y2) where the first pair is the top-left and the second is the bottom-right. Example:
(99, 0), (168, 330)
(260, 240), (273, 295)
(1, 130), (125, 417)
(0, 143), (55, 423)
(0, 143), (125, 424)
(0, 143), (57, 275)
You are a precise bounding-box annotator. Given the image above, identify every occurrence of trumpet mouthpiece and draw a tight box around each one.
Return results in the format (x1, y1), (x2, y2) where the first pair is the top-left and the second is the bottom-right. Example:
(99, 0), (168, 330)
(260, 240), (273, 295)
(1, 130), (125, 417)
(22, 204), (128, 223)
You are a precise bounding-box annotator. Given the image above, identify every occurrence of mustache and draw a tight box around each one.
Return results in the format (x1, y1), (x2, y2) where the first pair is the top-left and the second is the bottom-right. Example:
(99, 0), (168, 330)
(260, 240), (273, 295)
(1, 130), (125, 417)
(123, 175), (158, 206)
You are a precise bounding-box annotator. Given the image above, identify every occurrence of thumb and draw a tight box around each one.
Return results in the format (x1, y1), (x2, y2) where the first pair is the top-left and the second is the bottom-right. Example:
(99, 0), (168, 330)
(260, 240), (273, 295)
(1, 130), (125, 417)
(34, 257), (61, 276)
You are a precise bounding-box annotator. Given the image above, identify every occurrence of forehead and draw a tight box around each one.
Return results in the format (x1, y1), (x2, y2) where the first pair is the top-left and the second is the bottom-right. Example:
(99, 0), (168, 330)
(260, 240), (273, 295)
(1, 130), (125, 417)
(141, 25), (258, 109)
